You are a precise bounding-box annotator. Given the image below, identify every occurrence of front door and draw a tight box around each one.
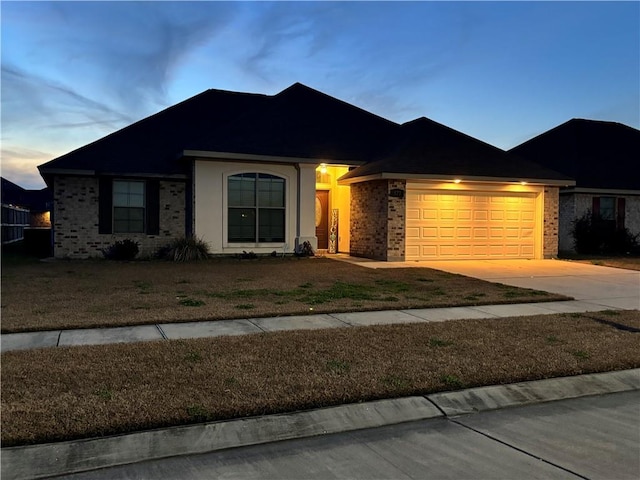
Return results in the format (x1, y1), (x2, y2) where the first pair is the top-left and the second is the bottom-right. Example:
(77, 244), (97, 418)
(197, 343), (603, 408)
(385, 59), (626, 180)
(315, 190), (329, 250)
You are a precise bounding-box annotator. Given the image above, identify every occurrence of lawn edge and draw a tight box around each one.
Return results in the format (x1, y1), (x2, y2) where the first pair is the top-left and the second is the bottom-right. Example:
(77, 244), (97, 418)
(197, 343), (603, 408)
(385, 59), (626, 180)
(0, 294), (572, 334)
(2, 368), (638, 480)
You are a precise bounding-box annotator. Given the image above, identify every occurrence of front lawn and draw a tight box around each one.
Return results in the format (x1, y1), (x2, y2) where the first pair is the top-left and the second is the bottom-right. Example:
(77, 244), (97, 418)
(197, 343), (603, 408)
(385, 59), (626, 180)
(0, 257), (570, 333)
(2, 310), (638, 446)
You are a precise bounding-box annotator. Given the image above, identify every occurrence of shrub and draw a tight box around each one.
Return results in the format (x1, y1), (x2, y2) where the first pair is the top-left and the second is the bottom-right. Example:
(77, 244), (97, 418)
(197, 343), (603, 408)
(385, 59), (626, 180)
(295, 241), (315, 257)
(571, 210), (640, 254)
(158, 236), (210, 262)
(102, 239), (139, 261)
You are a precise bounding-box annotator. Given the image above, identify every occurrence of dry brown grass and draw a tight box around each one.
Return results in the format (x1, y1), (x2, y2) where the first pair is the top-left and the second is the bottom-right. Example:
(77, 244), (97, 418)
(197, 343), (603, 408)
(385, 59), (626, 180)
(0, 257), (569, 333)
(2, 310), (639, 447)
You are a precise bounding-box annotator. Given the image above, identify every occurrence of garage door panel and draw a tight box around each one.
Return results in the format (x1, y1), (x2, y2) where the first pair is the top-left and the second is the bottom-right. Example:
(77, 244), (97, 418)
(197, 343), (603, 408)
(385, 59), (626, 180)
(406, 190), (538, 260)
(474, 210), (489, 221)
(406, 208), (421, 220)
(422, 209), (437, 220)
(456, 227), (471, 238)
(473, 228), (488, 239)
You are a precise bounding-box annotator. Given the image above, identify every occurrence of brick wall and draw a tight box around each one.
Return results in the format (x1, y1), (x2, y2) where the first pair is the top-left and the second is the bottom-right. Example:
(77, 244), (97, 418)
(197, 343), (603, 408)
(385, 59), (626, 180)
(349, 180), (406, 261)
(350, 180), (388, 260)
(387, 180), (406, 261)
(53, 176), (186, 259)
(543, 186), (559, 258)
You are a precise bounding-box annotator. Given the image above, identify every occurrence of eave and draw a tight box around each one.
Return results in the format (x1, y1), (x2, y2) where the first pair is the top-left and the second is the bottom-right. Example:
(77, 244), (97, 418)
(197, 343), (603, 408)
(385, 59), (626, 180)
(338, 172), (576, 187)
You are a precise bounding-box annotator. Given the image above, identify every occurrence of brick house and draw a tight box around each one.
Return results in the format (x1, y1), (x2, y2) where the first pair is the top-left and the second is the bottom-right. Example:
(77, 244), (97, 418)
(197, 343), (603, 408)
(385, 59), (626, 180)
(511, 119), (640, 253)
(38, 83), (572, 260)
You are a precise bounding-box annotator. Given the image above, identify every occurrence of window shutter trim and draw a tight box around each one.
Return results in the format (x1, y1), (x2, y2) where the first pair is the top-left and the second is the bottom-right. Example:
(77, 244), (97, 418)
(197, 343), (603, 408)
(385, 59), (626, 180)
(98, 177), (113, 234)
(617, 197), (626, 230)
(146, 179), (160, 235)
(592, 197), (600, 218)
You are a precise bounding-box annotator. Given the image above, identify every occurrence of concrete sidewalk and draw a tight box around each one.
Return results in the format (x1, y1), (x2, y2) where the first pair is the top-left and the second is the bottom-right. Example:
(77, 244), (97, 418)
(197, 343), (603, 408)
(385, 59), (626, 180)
(3, 369), (638, 480)
(0, 299), (626, 352)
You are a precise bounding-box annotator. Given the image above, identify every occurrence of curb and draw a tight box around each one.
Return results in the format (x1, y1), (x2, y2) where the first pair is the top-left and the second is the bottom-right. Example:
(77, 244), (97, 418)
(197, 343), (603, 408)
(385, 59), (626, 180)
(2, 369), (639, 480)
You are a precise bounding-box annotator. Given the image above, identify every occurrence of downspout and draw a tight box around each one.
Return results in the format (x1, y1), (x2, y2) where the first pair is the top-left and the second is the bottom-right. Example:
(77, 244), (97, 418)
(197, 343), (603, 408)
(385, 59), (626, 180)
(294, 163), (301, 253)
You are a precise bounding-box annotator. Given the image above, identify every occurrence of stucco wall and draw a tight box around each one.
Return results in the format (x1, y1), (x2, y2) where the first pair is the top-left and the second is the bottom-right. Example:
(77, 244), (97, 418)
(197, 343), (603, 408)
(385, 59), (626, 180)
(194, 160), (312, 255)
(53, 176), (185, 259)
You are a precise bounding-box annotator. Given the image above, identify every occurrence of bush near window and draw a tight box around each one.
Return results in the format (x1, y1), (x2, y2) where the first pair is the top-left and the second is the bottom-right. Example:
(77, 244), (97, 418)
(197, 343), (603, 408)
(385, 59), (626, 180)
(295, 241), (315, 257)
(157, 236), (210, 262)
(102, 239), (140, 261)
(572, 211), (640, 255)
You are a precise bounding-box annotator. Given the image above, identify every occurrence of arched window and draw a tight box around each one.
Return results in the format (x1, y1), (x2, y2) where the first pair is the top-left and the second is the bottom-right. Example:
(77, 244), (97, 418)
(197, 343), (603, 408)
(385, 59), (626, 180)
(228, 173), (285, 243)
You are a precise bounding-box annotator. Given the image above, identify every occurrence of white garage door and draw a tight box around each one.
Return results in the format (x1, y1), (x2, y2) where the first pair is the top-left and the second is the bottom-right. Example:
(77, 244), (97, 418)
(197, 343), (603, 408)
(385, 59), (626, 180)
(406, 190), (538, 260)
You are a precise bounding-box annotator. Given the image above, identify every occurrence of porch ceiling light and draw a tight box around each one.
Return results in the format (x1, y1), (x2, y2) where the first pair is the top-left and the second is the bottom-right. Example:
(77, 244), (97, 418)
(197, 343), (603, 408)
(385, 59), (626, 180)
(520, 181), (528, 185)
(453, 178), (462, 184)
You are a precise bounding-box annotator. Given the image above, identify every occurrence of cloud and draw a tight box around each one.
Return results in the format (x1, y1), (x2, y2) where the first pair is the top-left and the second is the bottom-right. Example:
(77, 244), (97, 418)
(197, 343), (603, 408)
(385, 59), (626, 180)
(0, 146), (52, 189)
(233, 2), (477, 122)
(41, 2), (237, 109)
(2, 65), (135, 131)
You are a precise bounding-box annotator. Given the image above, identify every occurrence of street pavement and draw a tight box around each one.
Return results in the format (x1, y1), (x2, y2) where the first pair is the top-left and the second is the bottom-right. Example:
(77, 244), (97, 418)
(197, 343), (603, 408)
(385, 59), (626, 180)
(57, 390), (640, 480)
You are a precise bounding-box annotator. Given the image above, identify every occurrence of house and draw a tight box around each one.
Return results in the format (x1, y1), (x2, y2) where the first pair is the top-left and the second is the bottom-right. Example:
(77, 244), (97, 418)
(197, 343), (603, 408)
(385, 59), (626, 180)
(38, 83), (573, 261)
(510, 119), (640, 253)
(1, 177), (52, 246)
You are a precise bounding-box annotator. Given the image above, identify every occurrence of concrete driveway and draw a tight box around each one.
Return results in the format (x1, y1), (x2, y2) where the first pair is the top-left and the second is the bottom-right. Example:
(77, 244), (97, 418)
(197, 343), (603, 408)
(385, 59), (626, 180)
(414, 259), (640, 310)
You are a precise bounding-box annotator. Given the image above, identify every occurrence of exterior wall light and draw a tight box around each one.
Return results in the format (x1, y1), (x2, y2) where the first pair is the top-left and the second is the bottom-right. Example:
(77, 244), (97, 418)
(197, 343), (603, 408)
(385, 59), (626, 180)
(453, 179), (462, 184)
(320, 163), (328, 174)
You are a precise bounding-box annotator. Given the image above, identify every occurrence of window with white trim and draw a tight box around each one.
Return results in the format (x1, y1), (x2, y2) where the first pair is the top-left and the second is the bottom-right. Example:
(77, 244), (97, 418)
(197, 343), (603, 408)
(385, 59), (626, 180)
(228, 173), (285, 243)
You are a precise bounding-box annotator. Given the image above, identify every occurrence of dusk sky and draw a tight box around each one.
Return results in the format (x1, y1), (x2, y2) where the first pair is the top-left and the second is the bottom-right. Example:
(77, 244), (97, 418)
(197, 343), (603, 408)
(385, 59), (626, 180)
(2, 1), (639, 190)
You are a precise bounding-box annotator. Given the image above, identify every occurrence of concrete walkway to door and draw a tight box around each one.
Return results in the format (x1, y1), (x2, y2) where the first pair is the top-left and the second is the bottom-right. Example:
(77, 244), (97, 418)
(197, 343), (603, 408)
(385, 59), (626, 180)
(334, 257), (640, 311)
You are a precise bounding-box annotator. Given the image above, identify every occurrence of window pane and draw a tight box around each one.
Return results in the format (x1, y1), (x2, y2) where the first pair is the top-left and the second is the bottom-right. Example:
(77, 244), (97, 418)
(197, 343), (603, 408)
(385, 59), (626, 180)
(257, 176), (285, 208)
(600, 197), (615, 221)
(113, 193), (129, 207)
(129, 182), (144, 195)
(113, 181), (129, 194)
(228, 208), (256, 242)
(258, 208), (285, 242)
(129, 193), (144, 208)
(113, 207), (144, 233)
(228, 174), (256, 207)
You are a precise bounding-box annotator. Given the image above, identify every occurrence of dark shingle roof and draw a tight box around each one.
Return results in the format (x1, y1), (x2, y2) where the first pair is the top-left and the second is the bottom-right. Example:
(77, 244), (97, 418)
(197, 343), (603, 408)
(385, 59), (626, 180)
(185, 83), (398, 161)
(510, 119), (640, 190)
(39, 89), (269, 181)
(39, 83), (574, 186)
(1, 177), (51, 211)
(340, 117), (572, 183)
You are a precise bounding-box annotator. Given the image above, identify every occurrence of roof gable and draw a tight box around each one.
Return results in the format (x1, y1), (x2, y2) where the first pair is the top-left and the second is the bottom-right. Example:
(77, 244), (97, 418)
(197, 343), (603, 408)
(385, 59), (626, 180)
(510, 119), (640, 190)
(186, 83), (399, 162)
(340, 117), (572, 183)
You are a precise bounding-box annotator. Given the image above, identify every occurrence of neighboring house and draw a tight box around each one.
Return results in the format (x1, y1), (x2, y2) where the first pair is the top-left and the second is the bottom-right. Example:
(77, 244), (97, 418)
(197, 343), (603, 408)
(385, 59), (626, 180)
(1, 177), (52, 245)
(38, 83), (573, 261)
(511, 119), (640, 253)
